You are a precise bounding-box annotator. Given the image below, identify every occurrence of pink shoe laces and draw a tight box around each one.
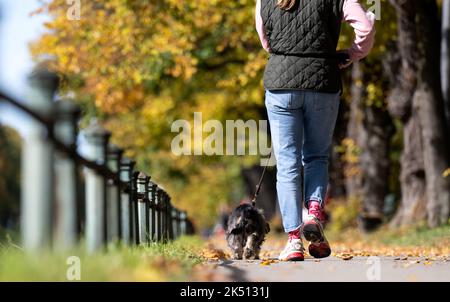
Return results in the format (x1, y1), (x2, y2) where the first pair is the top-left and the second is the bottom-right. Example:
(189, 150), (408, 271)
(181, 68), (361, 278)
(288, 228), (301, 241)
(308, 201), (326, 224)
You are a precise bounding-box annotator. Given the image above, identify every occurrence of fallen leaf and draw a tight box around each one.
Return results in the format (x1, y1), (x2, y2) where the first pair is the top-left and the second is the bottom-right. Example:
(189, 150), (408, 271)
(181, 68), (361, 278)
(260, 259), (277, 266)
(336, 253), (354, 260)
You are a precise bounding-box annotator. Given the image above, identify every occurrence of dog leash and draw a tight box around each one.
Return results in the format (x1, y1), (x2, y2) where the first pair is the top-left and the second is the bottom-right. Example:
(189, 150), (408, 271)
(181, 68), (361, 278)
(251, 152), (272, 207)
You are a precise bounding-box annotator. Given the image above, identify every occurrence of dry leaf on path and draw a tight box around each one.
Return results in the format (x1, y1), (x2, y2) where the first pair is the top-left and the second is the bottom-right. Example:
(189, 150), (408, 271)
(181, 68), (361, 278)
(260, 259), (277, 266)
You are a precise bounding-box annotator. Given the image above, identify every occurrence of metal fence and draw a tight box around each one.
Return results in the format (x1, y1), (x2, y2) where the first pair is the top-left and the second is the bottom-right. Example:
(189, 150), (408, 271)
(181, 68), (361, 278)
(0, 68), (193, 253)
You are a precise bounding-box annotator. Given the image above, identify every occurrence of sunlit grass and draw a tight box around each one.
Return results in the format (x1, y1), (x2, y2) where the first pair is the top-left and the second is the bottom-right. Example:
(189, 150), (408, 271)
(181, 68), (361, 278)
(326, 222), (450, 250)
(0, 236), (205, 281)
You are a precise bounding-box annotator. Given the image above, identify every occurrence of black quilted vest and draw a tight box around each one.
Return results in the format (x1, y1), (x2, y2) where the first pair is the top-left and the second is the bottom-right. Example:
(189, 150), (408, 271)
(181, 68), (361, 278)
(261, 0), (345, 92)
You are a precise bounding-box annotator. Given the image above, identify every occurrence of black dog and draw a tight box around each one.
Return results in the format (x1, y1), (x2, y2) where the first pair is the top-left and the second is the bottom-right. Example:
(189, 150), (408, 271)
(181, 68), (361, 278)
(226, 203), (270, 260)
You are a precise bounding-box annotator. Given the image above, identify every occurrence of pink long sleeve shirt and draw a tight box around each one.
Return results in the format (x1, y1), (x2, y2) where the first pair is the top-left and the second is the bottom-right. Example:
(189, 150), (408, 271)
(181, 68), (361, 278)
(255, 0), (376, 62)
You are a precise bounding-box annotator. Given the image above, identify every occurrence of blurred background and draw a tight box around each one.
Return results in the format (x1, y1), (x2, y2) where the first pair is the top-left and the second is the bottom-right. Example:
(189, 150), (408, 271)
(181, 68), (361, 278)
(0, 0), (449, 243)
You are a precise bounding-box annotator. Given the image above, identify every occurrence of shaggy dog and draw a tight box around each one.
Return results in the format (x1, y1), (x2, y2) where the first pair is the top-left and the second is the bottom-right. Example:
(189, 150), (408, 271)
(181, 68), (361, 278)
(226, 203), (270, 260)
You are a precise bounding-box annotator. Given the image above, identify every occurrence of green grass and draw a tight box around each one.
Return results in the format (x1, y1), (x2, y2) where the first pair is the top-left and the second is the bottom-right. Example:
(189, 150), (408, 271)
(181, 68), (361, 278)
(0, 236), (205, 281)
(326, 222), (450, 248)
(374, 223), (450, 247)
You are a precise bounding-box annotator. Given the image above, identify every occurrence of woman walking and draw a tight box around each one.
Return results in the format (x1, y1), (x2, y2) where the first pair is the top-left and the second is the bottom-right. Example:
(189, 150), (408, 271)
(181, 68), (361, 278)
(256, 0), (375, 261)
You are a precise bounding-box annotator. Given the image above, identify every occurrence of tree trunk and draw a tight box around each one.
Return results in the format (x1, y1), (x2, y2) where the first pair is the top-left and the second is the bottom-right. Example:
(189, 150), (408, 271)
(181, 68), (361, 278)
(442, 0), (450, 130)
(415, 0), (450, 227)
(344, 63), (365, 199)
(387, 0), (427, 227)
(359, 93), (393, 219)
(388, 0), (450, 227)
(345, 61), (393, 231)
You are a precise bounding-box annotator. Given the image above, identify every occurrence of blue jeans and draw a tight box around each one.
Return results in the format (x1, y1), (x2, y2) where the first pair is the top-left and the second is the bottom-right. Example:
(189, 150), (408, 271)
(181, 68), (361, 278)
(265, 90), (340, 232)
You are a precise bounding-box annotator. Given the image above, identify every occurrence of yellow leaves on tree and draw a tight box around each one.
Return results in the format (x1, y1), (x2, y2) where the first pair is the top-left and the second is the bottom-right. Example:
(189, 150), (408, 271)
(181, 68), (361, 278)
(27, 0), (292, 228)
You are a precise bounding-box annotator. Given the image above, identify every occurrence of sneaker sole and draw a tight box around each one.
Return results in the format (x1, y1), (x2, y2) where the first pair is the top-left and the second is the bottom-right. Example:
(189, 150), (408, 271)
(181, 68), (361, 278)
(278, 252), (305, 261)
(308, 241), (331, 258)
(303, 220), (331, 259)
(286, 256), (304, 261)
(302, 221), (325, 243)
(279, 253), (305, 262)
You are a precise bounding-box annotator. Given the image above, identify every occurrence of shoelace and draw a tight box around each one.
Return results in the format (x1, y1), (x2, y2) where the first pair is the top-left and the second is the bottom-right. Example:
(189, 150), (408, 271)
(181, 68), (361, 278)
(288, 228), (301, 241)
(309, 202), (325, 223)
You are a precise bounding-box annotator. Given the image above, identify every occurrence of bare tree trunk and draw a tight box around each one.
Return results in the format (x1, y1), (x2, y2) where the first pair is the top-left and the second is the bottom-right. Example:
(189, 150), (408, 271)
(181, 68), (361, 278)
(345, 61), (393, 231)
(387, 0), (427, 227)
(415, 0), (450, 227)
(395, 105), (427, 225)
(359, 93), (393, 219)
(388, 0), (450, 227)
(345, 63), (364, 198)
(442, 0), (450, 130)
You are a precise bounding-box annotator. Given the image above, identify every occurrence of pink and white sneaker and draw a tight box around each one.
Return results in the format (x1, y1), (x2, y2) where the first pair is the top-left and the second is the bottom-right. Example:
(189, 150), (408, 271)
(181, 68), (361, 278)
(278, 229), (305, 261)
(302, 201), (331, 258)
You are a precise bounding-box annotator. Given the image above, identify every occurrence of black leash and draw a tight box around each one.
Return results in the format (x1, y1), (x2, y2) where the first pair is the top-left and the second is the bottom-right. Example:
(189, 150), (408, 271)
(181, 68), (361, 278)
(251, 152), (272, 207)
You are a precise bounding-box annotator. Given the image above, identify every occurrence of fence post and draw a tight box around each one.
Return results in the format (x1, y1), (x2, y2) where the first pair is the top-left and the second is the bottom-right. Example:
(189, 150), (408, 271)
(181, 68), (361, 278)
(148, 181), (157, 242)
(54, 100), (81, 250)
(21, 68), (58, 251)
(177, 209), (182, 239)
(160, 191), (167, 242)
(119, 158), (135, 245)
(106, 144), (123, 243)
(172, 208), (178, 239)
(131, 171), (140, 245)
(166, 194), (174, 241)
(145, 179), (151, 243)
(155, 187), (162, 242)
(180, 211), (187, 236)
(137, 172), (149, 245)
(83, 119), (110, 253)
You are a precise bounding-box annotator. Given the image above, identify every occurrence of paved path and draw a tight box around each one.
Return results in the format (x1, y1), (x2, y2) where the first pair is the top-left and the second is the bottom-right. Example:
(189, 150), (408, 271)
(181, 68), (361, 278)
(195, 234), (450, 282)
(200, 256), (450, 282)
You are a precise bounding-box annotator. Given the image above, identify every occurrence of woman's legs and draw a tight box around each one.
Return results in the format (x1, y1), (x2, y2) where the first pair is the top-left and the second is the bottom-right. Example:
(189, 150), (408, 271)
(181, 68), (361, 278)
(301, 91), (340, 258)
(266, 90), (340, 230)
(266, 90), (306, 261)
(266, 90), (340, 259)
(302, 91), (340, 208)
(265, 90), (304, 232)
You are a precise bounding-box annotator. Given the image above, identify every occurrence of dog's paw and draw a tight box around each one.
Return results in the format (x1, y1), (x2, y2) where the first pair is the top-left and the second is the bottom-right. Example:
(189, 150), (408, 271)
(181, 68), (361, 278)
(243, 249), (256, 260)
(231, 251), (243, 260)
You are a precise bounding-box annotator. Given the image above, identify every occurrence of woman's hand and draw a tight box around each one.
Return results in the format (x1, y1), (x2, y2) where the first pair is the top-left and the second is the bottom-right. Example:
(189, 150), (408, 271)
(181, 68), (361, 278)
(337, 49), (353, 69)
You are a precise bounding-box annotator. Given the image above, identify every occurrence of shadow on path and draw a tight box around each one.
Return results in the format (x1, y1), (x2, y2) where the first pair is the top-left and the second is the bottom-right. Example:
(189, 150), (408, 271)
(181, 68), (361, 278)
(218, 260), (249, 282)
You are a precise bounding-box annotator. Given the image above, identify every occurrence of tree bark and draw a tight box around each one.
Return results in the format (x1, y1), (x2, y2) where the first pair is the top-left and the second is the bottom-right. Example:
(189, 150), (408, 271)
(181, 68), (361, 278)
(388, 0), (450, 227)
(344, 63), (365, 199)
(442, 0), (450, 130)
(387, 0), (427, 227)
(359, 96), (393, 218)
(415, 0), (450, 226)
(345, 61), (393, 225)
